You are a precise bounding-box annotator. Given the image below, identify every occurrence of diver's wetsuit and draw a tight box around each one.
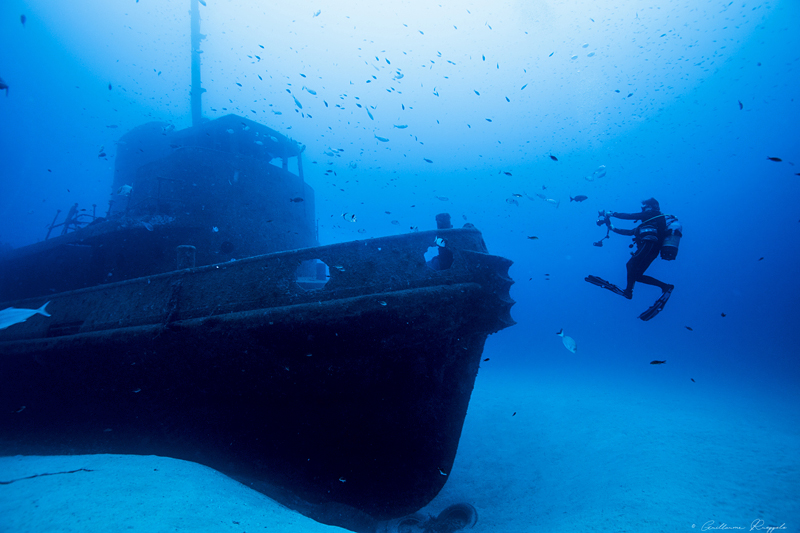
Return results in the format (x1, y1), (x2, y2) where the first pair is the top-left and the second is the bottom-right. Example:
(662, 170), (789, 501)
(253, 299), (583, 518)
(610, 209), (671, 297)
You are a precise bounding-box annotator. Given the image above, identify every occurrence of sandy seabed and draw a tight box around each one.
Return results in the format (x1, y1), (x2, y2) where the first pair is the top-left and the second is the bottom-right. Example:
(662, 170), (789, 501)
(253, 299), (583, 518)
(1, 369), (798, 533)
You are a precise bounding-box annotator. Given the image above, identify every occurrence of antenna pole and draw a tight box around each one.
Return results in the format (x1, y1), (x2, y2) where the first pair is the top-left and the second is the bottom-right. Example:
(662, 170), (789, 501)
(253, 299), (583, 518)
(190, 0), (205, 126)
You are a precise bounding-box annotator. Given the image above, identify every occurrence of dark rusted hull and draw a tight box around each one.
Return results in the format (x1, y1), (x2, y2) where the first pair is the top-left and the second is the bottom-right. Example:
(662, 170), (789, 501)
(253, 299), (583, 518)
(0, 228), (514, 531)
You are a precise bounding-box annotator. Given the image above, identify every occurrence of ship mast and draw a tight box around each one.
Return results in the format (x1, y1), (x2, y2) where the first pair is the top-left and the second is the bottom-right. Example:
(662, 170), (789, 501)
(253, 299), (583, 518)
(190, 0), (205, 126)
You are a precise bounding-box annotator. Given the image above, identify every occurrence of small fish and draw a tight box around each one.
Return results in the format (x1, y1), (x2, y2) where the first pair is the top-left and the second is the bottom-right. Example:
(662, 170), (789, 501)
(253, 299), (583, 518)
(650, 360), (666, 365)
(435, 196), (449, 201)
(691, 378), (696, 383)
(303, 86), (317, 95)
(549, 155), (558, 161)
(521, 84), (527, 90)
(738, 100), (743, 110)
(474, 90), (480, 96)
(313, 9), (321, 17)
(0, 301), (51, 330)
(685, 326), (693, 331)
(342, 213), (357, 222)
(117, 185), (133, 196)
(292, 94), (303, 109)
(98, 152), (107, 158)
(506, 198), (519, 206)
(374, 135), (389, 142)
(20, 14), (26, 26)
(556, 328), (577, 353)
(721, 312), (726, 317)
(767, 157), (782, 162)
(289, 197), (304, 203)
(512, 193), (522, 197)
(108, 83), (113, 90)
(140, 222), (154, 232)
(423, 158), (433, 163)
(0, 76), (8, 96)
(366, 108), (374, 120)
(570, 195), (588, 202)
(527, 236), (539, 240)
(505, 96), (510, 102)
(483, 358), (489, 362)
(758, 257), (764, 261)
(393, 124), (408, 129)
(592, 165), (607, 179)
(235, 82), (242, 87)
(503, 171), (512, 176)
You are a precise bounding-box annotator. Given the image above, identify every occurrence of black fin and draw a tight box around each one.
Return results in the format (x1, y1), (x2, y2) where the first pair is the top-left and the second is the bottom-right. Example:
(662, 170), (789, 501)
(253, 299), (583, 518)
(585, 275), (626, 297)
(639, 288), (673, 321)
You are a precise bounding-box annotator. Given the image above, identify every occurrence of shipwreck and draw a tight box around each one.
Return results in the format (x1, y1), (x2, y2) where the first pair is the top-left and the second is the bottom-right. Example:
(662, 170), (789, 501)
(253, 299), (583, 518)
(0, 2), (515, 532)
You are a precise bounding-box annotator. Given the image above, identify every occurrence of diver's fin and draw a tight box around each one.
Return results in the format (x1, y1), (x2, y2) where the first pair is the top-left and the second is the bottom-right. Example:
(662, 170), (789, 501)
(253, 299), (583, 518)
(638, 286), (674, 321)
(585, 275), (626, 297)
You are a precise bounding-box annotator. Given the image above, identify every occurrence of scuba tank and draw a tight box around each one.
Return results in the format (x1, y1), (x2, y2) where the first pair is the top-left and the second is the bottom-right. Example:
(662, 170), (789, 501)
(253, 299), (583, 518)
(660, 215), (682, 260)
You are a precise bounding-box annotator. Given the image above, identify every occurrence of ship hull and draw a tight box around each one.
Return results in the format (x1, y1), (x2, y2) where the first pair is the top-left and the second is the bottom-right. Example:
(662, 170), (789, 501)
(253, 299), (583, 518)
(0, 228), (514, 531)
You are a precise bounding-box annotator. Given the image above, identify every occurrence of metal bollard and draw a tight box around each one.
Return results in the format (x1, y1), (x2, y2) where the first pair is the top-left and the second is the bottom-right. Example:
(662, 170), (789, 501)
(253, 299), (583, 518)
(177, 245), (196, 270)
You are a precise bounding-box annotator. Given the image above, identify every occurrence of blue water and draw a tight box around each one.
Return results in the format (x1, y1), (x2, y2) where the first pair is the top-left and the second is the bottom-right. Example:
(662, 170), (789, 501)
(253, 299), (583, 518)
(1, 0), (798, 530)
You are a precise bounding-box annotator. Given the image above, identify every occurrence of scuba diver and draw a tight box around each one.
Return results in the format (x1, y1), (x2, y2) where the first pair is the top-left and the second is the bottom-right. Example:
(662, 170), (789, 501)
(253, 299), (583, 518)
(586, 198), (680, 321)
